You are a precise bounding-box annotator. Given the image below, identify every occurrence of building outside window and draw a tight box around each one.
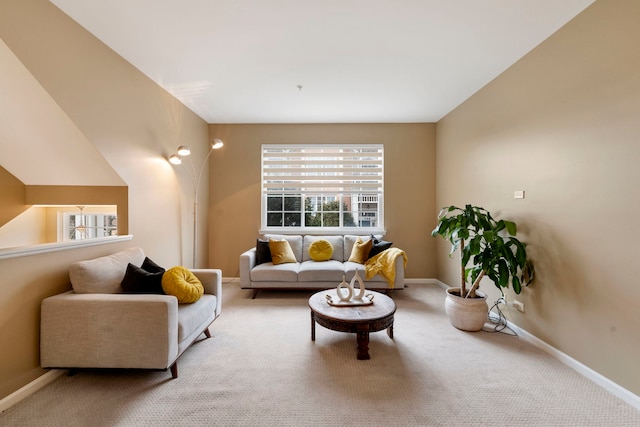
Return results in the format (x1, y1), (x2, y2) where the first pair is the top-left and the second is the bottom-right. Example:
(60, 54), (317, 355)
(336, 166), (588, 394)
(261, 144), (383, 233)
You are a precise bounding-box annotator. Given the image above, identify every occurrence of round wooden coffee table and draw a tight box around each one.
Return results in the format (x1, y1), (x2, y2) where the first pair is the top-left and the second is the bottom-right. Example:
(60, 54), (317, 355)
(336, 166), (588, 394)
(308, 289), (396, 360)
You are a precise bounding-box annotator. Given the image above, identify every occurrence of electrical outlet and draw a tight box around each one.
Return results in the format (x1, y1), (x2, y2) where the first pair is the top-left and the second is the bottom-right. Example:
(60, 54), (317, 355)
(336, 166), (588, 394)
(513, 300), (525, 313)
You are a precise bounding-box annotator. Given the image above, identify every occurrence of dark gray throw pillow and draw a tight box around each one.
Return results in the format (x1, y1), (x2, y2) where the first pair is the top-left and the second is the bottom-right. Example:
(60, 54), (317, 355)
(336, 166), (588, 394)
(121, 263), (165, 294)
(256, 239), (272, 265)
(141, 256), (165, 274)
(368, 234), (393, 258)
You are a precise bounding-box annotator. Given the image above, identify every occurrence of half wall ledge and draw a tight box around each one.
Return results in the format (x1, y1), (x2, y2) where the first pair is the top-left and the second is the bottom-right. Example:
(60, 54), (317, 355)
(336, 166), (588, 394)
(0, 235), (133, 260)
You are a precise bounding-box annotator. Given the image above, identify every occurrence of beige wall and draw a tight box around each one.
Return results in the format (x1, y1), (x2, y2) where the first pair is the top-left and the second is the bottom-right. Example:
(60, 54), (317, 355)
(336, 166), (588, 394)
(436, 0), (640, 395)
(0, 166), (27, 227)
(0, 0), (210, 399)
(208, 123), (437, 279)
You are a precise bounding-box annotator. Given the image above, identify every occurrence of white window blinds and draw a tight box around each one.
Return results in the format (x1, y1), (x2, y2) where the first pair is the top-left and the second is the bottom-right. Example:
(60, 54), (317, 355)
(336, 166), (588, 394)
(262, 144), (384, 195)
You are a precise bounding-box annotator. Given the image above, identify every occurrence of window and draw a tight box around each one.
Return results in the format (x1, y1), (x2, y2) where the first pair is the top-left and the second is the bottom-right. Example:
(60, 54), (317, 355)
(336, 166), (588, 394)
(0, 205), (126, 261)
(261, 144), (384, 233)
(63, 210), (118, 241)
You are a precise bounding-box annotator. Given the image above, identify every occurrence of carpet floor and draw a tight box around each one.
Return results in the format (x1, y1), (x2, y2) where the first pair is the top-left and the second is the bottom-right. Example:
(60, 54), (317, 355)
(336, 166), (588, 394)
(2, 283), (639, 426)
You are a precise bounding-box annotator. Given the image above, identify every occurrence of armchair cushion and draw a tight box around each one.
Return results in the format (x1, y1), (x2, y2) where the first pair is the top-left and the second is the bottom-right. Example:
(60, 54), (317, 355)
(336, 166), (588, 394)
(120, 263), (165, 294)
(141, 257), (166, 274)
(162, 266), (204, 303)
(69, 247), (145, 294)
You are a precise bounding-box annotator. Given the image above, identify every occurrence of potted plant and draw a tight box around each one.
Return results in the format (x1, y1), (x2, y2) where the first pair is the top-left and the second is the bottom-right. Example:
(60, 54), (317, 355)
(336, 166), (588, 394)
(431, 205), (534, 331)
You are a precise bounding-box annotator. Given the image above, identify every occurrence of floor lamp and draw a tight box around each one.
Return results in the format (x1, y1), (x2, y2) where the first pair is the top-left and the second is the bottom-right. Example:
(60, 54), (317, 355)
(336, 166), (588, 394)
(169, 138), (224, 268)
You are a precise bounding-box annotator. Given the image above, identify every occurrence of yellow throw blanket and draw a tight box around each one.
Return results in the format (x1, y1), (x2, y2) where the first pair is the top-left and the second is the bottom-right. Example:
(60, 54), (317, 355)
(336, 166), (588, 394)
(364, 247), (408, 289)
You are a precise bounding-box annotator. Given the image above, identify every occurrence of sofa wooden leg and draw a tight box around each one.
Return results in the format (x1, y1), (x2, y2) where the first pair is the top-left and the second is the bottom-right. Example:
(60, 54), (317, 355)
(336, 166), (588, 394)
(252, 289), (259, 299)
(204, 327), (211, 339)
(170, 363), (178, 379)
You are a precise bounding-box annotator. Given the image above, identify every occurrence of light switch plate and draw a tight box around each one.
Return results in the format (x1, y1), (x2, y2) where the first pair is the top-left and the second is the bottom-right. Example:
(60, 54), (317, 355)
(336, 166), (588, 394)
(514, 190), (525, 199)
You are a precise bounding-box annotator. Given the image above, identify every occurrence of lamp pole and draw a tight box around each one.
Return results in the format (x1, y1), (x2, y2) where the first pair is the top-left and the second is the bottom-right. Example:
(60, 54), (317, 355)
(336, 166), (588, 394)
(169, 139), (223, 268)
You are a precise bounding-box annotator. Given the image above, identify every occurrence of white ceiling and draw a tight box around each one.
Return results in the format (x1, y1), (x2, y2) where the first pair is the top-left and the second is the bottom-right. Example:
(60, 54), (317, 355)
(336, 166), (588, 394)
(50, 0), (595, 124)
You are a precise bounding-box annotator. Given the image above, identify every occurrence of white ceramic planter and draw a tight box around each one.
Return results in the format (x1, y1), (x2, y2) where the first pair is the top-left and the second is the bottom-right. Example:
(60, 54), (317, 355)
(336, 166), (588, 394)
(444, 287), (488, 332)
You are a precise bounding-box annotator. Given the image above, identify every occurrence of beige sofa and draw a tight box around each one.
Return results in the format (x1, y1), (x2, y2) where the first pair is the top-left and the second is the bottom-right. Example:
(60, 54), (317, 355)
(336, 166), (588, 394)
(240, 234), (406, 298)
(40, 247), (222, 378)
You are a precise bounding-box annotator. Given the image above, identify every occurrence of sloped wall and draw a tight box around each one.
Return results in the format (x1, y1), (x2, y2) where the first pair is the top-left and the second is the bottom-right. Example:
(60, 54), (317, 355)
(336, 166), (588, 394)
(0, 0), (209, 399)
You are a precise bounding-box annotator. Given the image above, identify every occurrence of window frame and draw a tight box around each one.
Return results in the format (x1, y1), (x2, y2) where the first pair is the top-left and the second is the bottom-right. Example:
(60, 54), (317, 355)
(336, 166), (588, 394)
(260, 144), (385, 235)
(60, 209), (118, 242)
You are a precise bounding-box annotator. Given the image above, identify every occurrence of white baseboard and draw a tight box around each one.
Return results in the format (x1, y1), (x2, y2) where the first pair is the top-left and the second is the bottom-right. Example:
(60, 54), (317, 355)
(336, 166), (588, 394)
(222, 277), (240, 285)
(0, 369), (66, 413)
(402, 278), (446, 287)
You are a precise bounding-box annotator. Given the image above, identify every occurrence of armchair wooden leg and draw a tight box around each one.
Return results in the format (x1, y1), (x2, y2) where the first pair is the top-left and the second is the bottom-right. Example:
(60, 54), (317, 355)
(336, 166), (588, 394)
(204, 327), (211, 339)
(170, 363), (178, 379)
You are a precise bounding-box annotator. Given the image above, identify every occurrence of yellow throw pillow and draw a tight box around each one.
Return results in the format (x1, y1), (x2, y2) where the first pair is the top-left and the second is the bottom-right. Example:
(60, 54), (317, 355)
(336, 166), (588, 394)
(269, 239), (297, 265)
(348, 237), (373, 264)
(309, 239), (333, 262)
(161, 266), (204, 303)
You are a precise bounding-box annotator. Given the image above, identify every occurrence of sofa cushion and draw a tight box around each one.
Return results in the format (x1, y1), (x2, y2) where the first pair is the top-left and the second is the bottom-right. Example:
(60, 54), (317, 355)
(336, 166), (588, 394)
(120, 263), (165, 294)
(141, 257), (165, 274)
(348, 237), (373, 264)
(264, 234), (303, 262)
(177, 294), (217, 342)
(251, 262), (299, 282)
(162, 266), (204, 303)
(309, 239), (333, 261)
(343, 235), (374, 261)
(69, 247), (146, 294)
(269, 239), (297, 264)
(298, 260), (346, 282)
(255, 239), (272, 265)
(303, 235), (344, 262)
(369, 234), (393, 258)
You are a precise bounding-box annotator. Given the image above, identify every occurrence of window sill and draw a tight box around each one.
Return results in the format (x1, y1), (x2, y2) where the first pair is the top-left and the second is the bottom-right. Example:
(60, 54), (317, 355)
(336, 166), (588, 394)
(0, 235), (133, 260)
(259, 228), (386, 236)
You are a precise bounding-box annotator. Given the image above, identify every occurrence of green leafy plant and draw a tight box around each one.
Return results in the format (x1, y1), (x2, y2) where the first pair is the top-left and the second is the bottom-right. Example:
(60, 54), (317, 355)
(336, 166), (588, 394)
(431, 205), (534, 298)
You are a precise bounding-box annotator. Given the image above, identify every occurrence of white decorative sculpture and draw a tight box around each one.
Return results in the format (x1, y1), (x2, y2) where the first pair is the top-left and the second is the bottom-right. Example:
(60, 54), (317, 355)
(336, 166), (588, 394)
(350, 269), (366, 301)
(336, 275), (353, 301)
(328, 269), (373, 306)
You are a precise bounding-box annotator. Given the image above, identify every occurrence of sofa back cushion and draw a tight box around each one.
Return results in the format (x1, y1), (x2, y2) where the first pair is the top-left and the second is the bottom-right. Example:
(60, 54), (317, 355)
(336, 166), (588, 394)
(268, 239), (298, 264)
(263, 234), (303, 262)
(303, 235), (345, 262)
(69, 247), (146, 294)
(347, 237), (374, 264)
(343, 235), (376, 261)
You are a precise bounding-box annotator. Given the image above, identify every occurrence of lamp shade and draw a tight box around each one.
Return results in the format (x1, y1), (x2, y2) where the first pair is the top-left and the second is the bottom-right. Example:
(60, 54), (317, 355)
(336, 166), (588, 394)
(211, 139), (224, 149)
(169, 154), (182, 165)
(177, 145), (191, 156)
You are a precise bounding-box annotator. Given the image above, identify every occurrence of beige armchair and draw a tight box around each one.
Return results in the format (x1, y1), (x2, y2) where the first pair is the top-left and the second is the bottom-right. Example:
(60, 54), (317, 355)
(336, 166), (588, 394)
(40, 248), (221, 378)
